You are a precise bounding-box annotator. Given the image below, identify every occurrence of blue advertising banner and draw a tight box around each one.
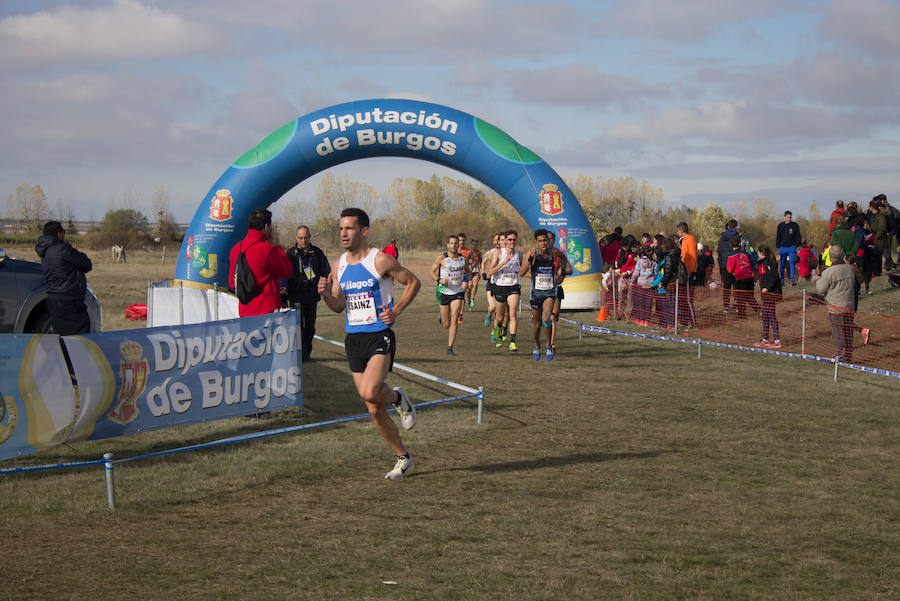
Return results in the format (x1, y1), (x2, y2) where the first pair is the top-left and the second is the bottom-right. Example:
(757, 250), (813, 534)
(0, 311), (303, 461)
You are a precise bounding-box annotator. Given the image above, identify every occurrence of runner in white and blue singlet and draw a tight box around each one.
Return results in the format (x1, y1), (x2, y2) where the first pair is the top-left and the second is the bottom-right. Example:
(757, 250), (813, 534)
(319, 208), (421, 480)
(431, 234), (470, 356)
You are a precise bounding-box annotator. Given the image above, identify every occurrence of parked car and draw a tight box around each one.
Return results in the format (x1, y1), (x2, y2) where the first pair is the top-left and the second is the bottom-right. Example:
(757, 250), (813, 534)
(0, 247), (102, 334)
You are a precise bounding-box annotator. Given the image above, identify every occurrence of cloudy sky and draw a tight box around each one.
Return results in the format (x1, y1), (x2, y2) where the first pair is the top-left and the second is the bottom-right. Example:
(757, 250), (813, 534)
(2, 0), (898, 223)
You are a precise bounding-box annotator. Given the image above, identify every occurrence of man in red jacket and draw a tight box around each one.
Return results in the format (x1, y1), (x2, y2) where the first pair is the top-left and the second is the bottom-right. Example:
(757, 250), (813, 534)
(228, 208), (293, 317)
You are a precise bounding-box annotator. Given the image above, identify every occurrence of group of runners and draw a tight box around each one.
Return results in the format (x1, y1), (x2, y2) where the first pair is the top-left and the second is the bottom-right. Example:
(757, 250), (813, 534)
(432, 228), (572, 360)
(316, 209), (572, 480)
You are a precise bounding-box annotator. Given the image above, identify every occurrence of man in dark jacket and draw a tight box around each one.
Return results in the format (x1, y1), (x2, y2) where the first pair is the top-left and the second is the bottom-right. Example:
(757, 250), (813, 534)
(285, 225), (330, 362)
(775, 210), (802, 285)
(34, 220), (93, 334)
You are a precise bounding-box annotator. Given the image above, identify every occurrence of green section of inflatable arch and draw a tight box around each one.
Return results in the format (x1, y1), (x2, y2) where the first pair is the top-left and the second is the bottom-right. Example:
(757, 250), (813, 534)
(233, 121), (297, 167)
(475, 118), (542, 163)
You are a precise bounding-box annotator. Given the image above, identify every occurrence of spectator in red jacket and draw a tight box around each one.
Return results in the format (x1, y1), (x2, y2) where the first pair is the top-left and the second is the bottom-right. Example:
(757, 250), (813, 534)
(828, 200), (846, 234)
(726, 236), (760, 317)
(383, 238), (399, 259)
(228, 208), (293, 317)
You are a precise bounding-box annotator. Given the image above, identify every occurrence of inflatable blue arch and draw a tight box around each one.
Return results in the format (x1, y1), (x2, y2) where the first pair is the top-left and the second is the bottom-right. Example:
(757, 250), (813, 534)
(175, 99), (602, 308)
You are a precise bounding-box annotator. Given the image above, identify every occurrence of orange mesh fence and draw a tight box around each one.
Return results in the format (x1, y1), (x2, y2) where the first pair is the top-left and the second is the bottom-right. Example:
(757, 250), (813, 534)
(585, 272), (900, 377)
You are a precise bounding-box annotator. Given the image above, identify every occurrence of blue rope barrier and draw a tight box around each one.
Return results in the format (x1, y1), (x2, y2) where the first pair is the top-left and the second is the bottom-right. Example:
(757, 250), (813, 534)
(561, 317), (900, 379)
(0, 392), (480, 475)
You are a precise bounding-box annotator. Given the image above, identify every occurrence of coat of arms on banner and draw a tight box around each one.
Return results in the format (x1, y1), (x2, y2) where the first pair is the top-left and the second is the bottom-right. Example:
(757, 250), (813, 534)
(539, 184), (563, 216)
(210, 189), (234, 222)
(108, 340), (149, 425)
(0, 394), (17, 444)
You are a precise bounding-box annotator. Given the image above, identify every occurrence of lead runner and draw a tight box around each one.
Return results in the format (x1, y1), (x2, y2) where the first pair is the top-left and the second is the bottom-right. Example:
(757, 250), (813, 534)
(318, 208), (422, 479)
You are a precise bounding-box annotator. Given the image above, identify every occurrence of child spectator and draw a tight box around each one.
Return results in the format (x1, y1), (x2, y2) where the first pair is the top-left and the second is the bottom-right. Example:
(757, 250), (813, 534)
(695, 242), (715, 286)
(614, 242), (636, 319)
(656, 237), (684, 331)
(796, 240), (816, 281)
(755, 245), (782, 349)
(726, 236), (760, 317)
(631, 245), (656, 326)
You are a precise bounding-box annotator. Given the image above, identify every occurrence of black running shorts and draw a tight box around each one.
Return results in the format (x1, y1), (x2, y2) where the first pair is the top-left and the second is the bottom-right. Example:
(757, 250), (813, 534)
(493, 284), (521, 303)
(439, 291), (465, 305)
(344, 329), (396, 373)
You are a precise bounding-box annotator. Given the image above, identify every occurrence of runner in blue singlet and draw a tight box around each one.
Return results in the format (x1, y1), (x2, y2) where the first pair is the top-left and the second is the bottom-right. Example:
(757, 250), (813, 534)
(318, 208), (421, 480)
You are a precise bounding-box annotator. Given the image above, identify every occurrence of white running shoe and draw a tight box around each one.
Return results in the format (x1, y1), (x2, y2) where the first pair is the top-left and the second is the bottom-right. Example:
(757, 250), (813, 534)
(385, 455), (414, 479)
(392, 387), (416, 430)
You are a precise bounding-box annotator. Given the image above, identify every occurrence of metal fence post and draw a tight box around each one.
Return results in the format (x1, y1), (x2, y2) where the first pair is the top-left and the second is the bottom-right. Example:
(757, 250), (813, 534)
(103, 453), (116, 510)
(674, 282), (680, 332)
(801, 288), (807, 355)
(178, 281), (184, 325)
(477, 386), (484, 424)
(146, 281), (153, 327)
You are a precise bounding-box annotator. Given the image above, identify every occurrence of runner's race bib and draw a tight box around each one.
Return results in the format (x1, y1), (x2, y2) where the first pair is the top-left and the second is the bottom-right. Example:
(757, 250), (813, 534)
(496, 273), (517, 286)
(535, 272), (554, 290)
(448, 274), (463, 287)
(346, 291), (378, 326)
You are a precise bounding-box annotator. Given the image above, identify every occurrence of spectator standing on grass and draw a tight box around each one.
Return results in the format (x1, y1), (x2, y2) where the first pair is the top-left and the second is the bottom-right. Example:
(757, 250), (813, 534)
(796, 241), (816, 281)
(717, 220), (741, 312)
(695, 243), (715, 286)
(656, 237), (684, 331)
(726, 236), (760, 317)
(829, 200), (846, 234)
(868, 197), (895, 271)
(815, 245), (863, 363)
(383, 238), (399, 260)
(754, 245), (782, 349)
(285, 225), (330, 362)
(676, 223), (698, 326)
(829, 214), (859, 261)
(776, 210), (802, 285)
(860, 221), (879, 295)
(881, 194), (900, 265)
(613, 241), (636, 319)
(631, 245), (656, 327)
(318, 207), (421, 479)
(34, 220), (93, 335)
(228, 208), (293, 317)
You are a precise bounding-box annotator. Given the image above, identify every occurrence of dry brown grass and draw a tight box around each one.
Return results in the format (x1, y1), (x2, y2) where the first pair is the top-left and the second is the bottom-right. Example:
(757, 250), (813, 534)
(1, 244), (898, 600)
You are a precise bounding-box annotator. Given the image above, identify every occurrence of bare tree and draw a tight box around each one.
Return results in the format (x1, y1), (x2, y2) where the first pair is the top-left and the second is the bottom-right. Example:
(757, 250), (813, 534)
(6, 184), (50, 232)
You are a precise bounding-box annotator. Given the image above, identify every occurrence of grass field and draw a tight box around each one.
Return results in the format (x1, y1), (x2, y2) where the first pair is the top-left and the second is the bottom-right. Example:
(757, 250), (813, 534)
(1, 245), (898, 600)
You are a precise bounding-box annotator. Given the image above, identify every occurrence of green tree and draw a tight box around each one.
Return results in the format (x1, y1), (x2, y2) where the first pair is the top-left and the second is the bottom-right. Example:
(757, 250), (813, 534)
(93, 208), (150, 249)
(694, 202), (731, 248)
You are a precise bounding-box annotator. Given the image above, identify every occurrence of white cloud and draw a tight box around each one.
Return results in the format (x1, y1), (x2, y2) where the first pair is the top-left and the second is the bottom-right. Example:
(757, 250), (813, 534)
(823, 0), (900, 55)
(0, 0), (219, 65)
(601, 0), (790, 41)
(504, 64), (666, 108)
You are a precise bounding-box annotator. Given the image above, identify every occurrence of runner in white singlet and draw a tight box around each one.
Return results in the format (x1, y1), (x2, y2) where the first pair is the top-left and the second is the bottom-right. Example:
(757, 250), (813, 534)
(485, 229), (522, 352)
(430, 234), (471, 356)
